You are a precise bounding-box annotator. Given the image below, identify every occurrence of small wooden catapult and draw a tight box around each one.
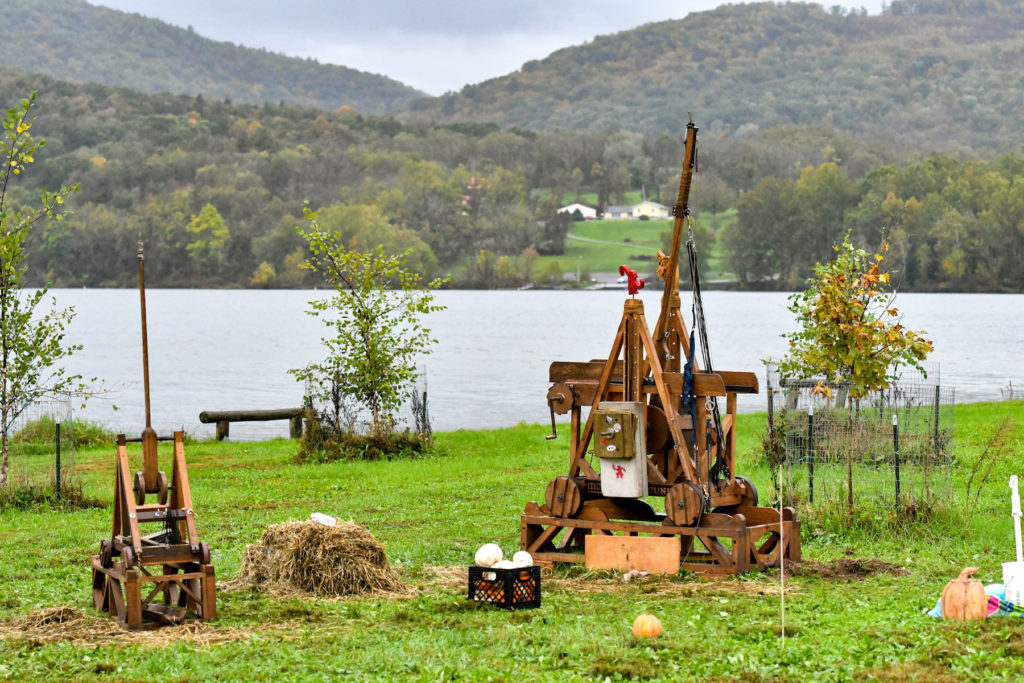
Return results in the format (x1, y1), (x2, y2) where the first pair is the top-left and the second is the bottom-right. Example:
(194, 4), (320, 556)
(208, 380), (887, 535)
(522, 120), (801, 574)
(90, 242), (216, 629)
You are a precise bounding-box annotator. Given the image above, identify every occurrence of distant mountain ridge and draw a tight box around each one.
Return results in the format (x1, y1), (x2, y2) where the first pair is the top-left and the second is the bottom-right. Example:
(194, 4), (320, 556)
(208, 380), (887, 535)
(402, 0), (1024, 150)
(0, 0), (424, 113)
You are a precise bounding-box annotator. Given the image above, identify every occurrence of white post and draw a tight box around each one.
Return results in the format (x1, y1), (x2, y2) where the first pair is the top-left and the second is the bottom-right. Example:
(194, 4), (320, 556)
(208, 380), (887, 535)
(1011, 475), (1023, 564)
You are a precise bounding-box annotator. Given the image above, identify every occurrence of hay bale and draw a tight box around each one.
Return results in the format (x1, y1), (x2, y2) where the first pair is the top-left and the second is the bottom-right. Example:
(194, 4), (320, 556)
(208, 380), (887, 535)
(234, 520), (404, 597)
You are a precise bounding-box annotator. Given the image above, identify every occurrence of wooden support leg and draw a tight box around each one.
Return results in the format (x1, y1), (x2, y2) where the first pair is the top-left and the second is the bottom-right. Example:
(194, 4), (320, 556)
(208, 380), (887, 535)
(289, 415), (303, 439)
(201, 564), (217, 621)
(216, 420), (229, 441)
(733, 529), (750, 574)
(125, 570), (142, 630)
(92, 564), (108, 612)
(108, 577), (125, 624)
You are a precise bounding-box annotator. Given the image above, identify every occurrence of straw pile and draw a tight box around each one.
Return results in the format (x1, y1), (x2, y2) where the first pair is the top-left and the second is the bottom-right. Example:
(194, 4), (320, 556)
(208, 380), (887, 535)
(233, 520), (405, 597)
(0, 607), (252, 646)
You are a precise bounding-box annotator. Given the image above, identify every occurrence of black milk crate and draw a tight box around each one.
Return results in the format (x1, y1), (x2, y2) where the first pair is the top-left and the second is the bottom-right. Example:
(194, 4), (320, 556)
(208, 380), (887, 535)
(467, 565), (541, 609)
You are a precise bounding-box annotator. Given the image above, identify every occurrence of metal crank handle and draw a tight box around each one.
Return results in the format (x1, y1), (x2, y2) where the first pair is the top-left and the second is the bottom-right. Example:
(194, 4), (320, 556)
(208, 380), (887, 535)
(546, 398), (558, 440)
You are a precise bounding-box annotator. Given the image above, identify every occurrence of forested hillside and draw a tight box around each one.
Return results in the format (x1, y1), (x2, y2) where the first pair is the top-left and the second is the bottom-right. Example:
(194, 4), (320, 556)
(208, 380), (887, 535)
(404, 0), (1024, 151)
(728, 156), (1024, 292)
(0, 69), (663, 288)
(3, 0), (1024, 292)
(0, 0), (424, 114)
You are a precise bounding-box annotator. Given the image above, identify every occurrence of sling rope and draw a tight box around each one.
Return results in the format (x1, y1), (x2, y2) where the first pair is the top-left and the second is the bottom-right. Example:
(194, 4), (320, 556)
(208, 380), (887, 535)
(685, 222), (728, 485)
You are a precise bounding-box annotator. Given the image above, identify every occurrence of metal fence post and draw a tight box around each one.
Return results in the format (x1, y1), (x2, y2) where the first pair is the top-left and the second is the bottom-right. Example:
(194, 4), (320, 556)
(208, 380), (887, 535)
(932, 384), (941, 458)
(807, 405), (814, 504)
(893, 413), (901, 508)
(55, 421), (61, 501)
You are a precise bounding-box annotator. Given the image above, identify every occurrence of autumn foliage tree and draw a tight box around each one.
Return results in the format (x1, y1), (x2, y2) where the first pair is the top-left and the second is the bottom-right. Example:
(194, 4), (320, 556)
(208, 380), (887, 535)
(779, 236), (934, 513)
(779, 236), (933, 400)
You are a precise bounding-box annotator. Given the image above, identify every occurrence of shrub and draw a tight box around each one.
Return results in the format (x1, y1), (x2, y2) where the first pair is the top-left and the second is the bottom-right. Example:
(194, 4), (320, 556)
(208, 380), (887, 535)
(295, 413), (433, 463)
(0, 480), (102, 511)
(13, 415), (115, 453)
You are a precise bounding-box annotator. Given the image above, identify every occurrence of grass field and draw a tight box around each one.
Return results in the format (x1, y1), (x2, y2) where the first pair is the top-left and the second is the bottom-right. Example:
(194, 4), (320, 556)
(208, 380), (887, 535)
(1, 401), (1023, 680)
(544, 210), (737, 282)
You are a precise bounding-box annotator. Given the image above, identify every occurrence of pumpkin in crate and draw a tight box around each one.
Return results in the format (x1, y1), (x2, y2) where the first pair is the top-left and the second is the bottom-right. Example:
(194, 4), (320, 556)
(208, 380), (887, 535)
(632, 613), (663, 638)
(941, 567), (988, 621)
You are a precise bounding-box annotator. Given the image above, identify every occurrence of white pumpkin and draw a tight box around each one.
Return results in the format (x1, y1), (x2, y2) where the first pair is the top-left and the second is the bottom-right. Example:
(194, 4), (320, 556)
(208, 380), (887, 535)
(511, 551), (533, 568)
(474, 543), (503, 568)
(492, 560), (515, 569)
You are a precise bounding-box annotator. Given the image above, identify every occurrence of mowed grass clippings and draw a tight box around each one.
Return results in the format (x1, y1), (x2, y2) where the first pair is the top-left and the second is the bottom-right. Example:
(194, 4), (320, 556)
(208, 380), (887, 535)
(0, 401), (1021, 680)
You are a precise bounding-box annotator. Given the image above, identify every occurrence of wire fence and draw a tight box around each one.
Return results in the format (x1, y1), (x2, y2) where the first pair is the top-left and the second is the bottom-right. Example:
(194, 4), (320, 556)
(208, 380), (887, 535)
(302, 371), (432, 439)
(2, 393), (77, 496)
(764, 362), (954, 511)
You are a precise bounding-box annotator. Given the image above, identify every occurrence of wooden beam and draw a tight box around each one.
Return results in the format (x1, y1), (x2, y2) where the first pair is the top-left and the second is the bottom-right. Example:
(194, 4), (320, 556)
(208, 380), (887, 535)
(662, 372), (727, 397)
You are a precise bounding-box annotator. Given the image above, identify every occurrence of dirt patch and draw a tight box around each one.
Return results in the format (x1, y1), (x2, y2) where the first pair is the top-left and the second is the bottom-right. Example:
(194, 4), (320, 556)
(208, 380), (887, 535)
(784, 558), (908, 580)
(0, 606), (253, 647)
(854, 660), (961, 682)
(423, 565), (795, 598)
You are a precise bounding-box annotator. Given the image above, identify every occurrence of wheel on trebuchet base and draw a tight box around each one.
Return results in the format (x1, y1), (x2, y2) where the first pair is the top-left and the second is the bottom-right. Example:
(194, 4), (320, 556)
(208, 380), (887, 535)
(665, 482), (705, 526)
(545, 475), (584, 518)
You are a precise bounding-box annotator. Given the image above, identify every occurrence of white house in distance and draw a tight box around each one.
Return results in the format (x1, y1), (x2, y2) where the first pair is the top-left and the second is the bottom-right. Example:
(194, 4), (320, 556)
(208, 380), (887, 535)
(603, 200), (671, 220)
(557, 202), (598, 220)
(631, 200), (671, 219)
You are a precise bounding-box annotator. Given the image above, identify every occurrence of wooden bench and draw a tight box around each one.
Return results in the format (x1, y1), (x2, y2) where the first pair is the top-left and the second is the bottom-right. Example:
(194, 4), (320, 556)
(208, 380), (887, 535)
(198, 408), (306, 441)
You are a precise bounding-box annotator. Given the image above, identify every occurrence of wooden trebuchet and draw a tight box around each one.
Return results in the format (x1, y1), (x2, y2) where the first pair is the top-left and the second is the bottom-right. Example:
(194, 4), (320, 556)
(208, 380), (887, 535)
(90, 242), (216, 629)
(91, 432), (216, 629)
(521, 119), (801, 575)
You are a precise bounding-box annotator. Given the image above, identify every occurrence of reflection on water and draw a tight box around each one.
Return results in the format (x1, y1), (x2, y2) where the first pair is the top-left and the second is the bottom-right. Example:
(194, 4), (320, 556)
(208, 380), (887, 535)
(48, 289), (1023, 441)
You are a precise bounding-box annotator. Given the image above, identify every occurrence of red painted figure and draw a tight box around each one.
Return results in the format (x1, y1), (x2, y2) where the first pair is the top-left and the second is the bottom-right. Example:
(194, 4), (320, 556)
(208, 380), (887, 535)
(618, 265), (645, 296)
(613, 464), (626, 479)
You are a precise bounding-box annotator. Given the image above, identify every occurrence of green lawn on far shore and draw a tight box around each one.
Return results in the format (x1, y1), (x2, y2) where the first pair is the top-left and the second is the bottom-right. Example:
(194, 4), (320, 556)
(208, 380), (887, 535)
(545, 210), (736, 281)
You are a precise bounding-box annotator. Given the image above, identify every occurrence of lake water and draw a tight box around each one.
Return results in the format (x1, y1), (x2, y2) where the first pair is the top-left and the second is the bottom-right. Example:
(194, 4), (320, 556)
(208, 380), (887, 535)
(45, 288), (1022, 440)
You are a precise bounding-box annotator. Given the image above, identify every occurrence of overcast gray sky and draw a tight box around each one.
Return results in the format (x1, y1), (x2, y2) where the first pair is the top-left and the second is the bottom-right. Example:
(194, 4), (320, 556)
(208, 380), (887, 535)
(89, 1), (886, 95)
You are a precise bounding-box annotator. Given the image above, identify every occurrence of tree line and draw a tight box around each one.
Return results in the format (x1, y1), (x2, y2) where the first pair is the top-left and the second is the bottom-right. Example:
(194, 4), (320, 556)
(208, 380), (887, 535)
(2, 68), (1023, 292)
(0, 69), (703, 288)
(726, 155), (1024, 292)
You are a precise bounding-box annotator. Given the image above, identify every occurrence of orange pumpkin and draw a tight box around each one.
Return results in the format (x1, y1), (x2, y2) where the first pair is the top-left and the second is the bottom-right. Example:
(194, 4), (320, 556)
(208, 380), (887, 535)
(941, 567), (989, 621)
(632, 613), (663, 638)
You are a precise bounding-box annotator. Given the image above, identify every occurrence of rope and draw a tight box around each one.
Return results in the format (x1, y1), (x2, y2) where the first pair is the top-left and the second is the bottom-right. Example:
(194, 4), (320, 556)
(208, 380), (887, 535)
(685, 222), (728, 482)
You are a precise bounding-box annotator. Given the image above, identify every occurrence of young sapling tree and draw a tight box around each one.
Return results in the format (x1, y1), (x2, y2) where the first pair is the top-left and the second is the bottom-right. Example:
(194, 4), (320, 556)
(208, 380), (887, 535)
(292, 205), (447, 442)
(0, 92), (83, 487)
(778, 236), (932, 512)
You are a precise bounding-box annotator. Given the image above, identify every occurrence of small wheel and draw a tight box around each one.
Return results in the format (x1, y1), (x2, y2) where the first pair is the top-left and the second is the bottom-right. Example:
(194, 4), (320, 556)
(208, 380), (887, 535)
(735, 476), (758, 507)
(545, 476), (584, 518)
(121, 547), (136, 569)
(133, 471), (146, 505)
(546, 383), (575, 415)
(99, 539), (113, 568)
(645, 405), (670, 454)
(199, 542), (211, 565)
(157, 471), (169, 505)
(665, 482), (705, 526)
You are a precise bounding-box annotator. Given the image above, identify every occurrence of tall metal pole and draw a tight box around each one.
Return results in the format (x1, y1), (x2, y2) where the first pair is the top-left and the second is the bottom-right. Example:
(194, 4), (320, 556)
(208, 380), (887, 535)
(138, 242), (158, 491)
(807, 405), (814, 504)
(55, 421), (61, 500)
(893, 413), (901, 508)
